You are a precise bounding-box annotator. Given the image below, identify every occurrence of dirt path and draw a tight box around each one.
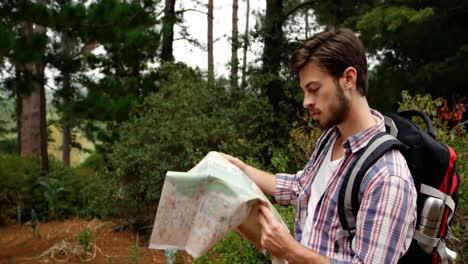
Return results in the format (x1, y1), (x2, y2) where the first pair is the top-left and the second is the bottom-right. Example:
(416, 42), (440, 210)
(0, 218), (193, 264)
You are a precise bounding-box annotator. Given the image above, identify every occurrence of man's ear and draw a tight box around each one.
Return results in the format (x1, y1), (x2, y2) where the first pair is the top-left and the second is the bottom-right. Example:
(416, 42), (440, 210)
(341, 67), (357, 91)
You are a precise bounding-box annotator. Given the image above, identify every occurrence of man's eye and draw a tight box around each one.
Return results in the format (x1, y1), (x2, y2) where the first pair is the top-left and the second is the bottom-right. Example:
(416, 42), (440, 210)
(310, 87), (320, 93)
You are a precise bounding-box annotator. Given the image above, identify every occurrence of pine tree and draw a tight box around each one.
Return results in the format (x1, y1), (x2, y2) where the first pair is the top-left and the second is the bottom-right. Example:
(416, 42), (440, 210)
(207, 0), (214, 87)
(240, 0), (250, 90)
(161, 0), (176, 62)
(231, 0), (239, 96)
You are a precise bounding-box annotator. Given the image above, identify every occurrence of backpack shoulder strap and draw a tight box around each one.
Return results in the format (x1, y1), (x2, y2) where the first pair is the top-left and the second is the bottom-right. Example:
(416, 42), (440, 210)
(338, 132), (407, 238)
(315, 127), (336, 159)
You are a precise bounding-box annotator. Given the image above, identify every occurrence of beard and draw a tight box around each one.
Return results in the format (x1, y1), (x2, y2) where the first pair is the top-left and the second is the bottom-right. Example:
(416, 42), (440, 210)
(317, 82), (350, 130)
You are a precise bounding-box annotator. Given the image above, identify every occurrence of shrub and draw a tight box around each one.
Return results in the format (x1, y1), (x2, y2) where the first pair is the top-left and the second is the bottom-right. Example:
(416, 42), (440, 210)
(106, 63), (233, 229)
(0, 138), (17, 154)
(106, 63), (289, 230)
(0, 155), (36, 225)
(0, 154), (107, 224)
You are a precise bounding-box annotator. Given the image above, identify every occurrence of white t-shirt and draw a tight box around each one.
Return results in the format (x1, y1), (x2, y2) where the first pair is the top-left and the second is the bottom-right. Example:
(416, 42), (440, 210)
(301, 138), (343, 245)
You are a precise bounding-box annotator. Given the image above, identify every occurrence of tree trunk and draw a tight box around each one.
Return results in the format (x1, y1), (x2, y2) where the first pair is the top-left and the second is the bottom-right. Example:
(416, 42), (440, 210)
(19, 1), (48, 173)
(230, 0), (239, 96)
(61, 27), (74, 167)
(16, 68), (22, 156)
(262, 0), (284, 113)
(19, 22), (42, 157)
(207, 0), (214, 87)
(241, 0), (250, 89)
(39, 58), (48, 173)
(62, 125), (71, 166)
(161, 0), (176, 62)
(304, 8), (309, 39)
(62, 73), (71, 167)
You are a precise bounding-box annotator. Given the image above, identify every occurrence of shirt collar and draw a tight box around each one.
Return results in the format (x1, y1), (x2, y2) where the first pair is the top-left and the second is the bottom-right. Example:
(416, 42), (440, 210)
(340, 109), (386, 154)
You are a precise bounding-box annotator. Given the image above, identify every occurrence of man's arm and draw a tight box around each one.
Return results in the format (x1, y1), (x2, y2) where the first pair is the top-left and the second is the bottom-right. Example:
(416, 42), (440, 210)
(345, 174), (416, 264)
(221, 153), (276, 196)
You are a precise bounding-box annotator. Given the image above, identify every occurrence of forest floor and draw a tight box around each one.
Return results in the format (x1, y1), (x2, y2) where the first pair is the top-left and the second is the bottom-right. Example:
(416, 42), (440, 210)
(0, 218), (193, 264)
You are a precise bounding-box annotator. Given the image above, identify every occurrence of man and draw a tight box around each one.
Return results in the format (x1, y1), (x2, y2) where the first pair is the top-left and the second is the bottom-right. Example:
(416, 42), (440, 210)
(223, 28), (417, 263)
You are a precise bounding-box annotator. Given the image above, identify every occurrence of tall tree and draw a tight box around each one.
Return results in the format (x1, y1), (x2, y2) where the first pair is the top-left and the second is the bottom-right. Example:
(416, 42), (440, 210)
(262, 0), (284, 113)
(161, 0), (176, 62)
(16, 0), (49, 173)
(207, 0), (214, 87)
(72, 0), (161, 148)
(241, 0), (250, 89)
(230, 0), (239, 95)
(61, 32), (73, 167)
(45, 0), (100, 166)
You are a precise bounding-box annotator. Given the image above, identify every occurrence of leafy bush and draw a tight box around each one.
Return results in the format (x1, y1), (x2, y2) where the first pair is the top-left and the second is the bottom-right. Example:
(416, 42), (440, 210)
(106, 63), (290, 230)
(0, 138), (17, 154)
(106, 63), (233, 229)
(287, 115), (322, 167)
(0, 154), (36, 225)
(0, 154), (107, 224)
(76, 227), (95, 254)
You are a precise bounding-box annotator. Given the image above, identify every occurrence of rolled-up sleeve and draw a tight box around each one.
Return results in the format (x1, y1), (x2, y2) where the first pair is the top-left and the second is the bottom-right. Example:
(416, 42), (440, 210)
(332, 174), (417, 264)
(275, 172), (302, 206)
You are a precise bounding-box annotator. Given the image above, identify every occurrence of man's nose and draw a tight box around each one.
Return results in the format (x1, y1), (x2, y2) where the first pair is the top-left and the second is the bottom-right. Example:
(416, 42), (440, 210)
(303, 94), (315, 109)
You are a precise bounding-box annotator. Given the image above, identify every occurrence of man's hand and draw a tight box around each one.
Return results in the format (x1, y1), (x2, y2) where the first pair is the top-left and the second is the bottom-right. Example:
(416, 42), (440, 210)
(257, 203), (331, 264)
(257, 202), (297, 260)
(220, 153), (247, 171)
(219, 152), (276, 195)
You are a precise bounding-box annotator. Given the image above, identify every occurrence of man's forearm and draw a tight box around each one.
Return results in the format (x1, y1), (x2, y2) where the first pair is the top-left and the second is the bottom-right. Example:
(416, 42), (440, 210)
(242, 165), (276, 196)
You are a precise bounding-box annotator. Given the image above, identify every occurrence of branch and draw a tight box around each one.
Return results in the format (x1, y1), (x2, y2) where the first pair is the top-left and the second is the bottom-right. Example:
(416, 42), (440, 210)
(176, 8), (213, 19)
(174, 36), (205, 50)
(284, 1), (317, 19)
(44, 82), (60, 93)
(458, 120), (468, 127)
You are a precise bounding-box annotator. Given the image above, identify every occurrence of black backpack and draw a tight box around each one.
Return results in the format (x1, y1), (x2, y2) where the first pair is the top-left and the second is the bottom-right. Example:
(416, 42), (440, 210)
(319, 110), (460, 263)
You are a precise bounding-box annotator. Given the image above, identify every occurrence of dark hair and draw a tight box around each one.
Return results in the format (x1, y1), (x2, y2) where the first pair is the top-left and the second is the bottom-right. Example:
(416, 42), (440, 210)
(289, 28), (368, 96)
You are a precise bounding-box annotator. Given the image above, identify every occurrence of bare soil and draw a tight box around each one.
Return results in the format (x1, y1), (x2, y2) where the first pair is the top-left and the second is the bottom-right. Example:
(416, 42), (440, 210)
(0, 218), (193, 264)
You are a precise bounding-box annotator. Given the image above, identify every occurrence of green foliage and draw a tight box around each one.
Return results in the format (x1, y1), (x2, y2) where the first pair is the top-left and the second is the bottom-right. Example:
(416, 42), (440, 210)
(107, 63), (231, 229)
(107, 62), (294, 230)
(287, 115), (322, 166)
(310, 1), (468, 110)
(194, 232), (269, 264)
(38, 178), (66, 219)
(127, 235), (141, 264)
(0, 138), (17, 154)
(76, 227), (94, 254)
(398, 90), (464, 144)
(0, 155), (36, 225)
(355, 6), (433, 35)
(0, 154), (108, 224)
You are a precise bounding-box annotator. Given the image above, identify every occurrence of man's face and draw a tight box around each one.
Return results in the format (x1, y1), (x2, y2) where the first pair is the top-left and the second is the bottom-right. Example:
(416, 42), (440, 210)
(299, 62), (350, 130)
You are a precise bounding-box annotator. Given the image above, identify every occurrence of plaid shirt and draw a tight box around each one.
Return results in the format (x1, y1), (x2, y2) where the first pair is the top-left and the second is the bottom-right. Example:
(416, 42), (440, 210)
(275, 110), (417, 263)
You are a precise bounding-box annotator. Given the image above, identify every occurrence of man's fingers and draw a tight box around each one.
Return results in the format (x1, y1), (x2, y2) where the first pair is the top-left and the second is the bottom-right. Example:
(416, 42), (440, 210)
(219, 152), (246, 170)
(258, 209), (268, 228)
(258, 203), (274, 225)
(219, 152), (235, 161)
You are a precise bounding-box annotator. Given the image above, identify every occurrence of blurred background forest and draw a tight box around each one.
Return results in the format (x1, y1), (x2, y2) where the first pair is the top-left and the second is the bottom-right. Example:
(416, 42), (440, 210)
(0, 0), (467, 263)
